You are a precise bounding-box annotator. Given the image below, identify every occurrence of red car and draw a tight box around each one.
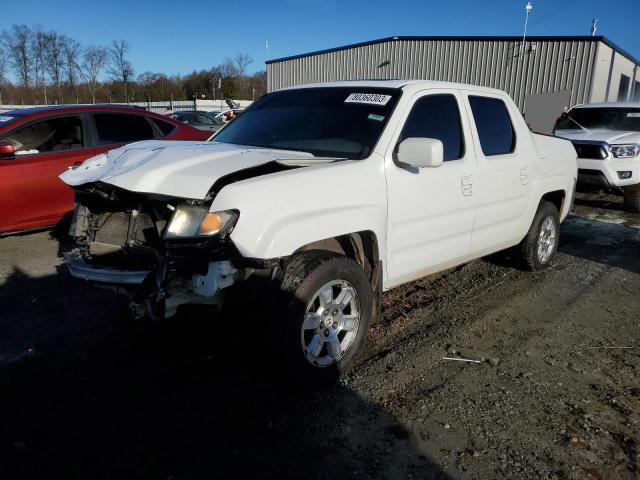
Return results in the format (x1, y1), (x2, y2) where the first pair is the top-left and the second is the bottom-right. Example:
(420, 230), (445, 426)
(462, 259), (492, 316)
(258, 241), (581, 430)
(0, 106), (211, 235)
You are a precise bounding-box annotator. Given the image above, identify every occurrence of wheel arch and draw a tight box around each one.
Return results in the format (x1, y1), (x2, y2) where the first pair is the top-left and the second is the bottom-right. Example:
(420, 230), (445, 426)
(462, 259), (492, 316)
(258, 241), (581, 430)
(293, 230), (381, 287)
(290, 230), (383, 324)
(540, 189), (566, 215)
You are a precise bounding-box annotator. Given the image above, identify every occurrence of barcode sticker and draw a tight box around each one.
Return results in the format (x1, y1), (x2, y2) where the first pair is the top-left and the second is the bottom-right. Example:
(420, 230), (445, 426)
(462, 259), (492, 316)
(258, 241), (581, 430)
(345, 93), (392, 106)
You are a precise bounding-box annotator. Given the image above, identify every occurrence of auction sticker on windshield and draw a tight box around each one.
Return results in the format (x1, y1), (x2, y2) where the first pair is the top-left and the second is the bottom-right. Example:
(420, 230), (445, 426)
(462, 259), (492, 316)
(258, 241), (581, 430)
(345, 93), (392, 106)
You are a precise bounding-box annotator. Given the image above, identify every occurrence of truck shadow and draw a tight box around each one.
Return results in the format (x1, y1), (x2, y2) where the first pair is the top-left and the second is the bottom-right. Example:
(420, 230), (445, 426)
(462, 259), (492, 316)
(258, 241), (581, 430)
(0, 264), (451, 480)
(559, 215), (640, 275)
(573, 196), (629, 213)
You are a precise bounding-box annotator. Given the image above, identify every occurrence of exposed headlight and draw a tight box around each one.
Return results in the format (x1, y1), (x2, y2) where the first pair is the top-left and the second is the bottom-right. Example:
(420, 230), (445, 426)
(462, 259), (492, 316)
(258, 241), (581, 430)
(164, 205), (238, 239)
(610, 144), (640, 159)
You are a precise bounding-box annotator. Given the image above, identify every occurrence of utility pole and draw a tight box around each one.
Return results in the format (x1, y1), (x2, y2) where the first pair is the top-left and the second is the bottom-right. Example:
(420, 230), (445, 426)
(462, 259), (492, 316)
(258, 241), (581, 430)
(521, 1), (533, 58)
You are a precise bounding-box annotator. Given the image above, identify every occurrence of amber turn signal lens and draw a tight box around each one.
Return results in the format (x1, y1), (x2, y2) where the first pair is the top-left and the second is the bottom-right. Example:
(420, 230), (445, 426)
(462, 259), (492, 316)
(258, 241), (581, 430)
(198, 212), (224, 235)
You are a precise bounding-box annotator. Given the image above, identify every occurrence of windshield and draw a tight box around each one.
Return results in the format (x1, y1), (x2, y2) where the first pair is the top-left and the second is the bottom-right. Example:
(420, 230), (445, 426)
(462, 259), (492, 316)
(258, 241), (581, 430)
(213, 87), (401, 159)
(555, 107), (640, 132)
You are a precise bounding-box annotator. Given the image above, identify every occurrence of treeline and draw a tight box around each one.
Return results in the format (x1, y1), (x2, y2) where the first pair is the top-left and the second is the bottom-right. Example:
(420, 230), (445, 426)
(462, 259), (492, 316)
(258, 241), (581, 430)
(0, 24), (266, 105)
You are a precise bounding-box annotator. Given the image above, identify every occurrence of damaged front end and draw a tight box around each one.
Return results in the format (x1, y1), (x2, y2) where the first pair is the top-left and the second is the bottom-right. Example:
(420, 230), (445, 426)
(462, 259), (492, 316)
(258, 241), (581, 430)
(65, 182), (244, 319)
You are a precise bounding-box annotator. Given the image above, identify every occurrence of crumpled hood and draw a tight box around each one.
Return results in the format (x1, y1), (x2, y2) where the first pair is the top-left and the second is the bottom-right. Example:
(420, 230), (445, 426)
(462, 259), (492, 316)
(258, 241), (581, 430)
(555, 129), (640, 145)
(60, 140), (315, 199)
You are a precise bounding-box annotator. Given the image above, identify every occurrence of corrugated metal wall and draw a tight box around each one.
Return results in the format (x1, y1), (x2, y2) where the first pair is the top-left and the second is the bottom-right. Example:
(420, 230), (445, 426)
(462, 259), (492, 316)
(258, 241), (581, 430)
(267, 39), (599, 112)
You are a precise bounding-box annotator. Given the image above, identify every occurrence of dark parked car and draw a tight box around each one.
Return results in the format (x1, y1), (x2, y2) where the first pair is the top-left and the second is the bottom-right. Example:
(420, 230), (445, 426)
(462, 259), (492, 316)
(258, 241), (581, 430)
(0, 105), (211, 235)
(169, 111), (225, 132)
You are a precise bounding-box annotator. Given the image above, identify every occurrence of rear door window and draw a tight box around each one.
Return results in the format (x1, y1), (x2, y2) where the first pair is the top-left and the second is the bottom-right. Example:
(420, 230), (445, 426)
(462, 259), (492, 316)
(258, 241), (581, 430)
(93, 113), (156, 144)
(2, 116), (84, 155)
(468, 96), (516, 156)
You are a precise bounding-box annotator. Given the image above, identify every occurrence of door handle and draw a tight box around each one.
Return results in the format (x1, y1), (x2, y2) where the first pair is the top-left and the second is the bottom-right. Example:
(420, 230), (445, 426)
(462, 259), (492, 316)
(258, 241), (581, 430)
(520, 167), (529, 185)
(461, 175), (473, 196)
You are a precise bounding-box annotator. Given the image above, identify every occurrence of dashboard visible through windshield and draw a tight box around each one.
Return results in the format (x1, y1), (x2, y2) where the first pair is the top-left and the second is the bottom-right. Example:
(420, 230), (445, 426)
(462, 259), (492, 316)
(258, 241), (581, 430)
(212, 87), (401, 159)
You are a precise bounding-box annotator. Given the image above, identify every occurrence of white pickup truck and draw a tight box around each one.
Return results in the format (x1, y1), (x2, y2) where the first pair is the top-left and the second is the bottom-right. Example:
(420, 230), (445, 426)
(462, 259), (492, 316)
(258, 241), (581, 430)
(554, 102), (640, 211)
(61, 80), (576, 383)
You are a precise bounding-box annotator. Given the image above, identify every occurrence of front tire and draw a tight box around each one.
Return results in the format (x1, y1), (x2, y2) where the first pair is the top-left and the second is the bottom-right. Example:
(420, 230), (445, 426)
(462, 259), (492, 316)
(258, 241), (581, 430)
(278, 251), (373, 385)
(518, 201), (560, 271)
(623, 184), (640, 213)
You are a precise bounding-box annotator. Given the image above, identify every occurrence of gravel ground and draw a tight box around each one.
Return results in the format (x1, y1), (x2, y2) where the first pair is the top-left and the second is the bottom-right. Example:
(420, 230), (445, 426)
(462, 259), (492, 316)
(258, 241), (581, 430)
(0, 192), (638, 480)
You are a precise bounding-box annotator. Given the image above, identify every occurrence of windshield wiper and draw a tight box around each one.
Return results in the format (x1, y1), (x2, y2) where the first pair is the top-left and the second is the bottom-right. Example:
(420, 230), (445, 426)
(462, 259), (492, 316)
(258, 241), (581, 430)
(565, 114), (590, 132)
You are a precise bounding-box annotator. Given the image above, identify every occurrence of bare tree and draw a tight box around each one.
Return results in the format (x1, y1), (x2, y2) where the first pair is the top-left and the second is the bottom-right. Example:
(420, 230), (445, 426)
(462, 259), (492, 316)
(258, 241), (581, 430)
(62, 36), (82, 94)
(0, 26), (262, 104)
(31, 26), (50, 103)
(45, 31), (65, 102)
(108, 39), (134, 101)
(0, 47), (6, 105)
(0, 47), (6, 85)
(225, 53), (253, 98)
(221, 58), (238, 78)
(81, 45), (108, 104)
(233, 53), (253, 77)
(29, 25), (47, 99)
(2, 25), (31, 88)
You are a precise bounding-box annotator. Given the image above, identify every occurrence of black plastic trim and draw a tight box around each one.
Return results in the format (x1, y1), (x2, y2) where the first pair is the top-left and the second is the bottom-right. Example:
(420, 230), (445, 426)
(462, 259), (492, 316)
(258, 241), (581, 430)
(207, 161), (301, 198)
(578, 169), (610, 188)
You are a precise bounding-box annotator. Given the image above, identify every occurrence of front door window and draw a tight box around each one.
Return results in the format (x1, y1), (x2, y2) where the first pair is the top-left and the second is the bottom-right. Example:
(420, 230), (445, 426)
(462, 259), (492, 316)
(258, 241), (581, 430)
(3, 116), (84, 155)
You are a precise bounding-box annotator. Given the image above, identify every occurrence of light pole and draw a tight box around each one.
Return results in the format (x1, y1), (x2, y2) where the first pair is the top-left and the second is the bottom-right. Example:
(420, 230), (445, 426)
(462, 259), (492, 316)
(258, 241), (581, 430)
(521, 1), (533, 58)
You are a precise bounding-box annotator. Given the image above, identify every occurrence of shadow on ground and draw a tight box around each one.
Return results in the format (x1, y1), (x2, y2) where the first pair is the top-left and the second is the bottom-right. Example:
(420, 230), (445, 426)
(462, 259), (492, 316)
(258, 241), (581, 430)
(0, 233), (450, 480)
(559, 215), (640, 275)
(572, 188), (640, 217)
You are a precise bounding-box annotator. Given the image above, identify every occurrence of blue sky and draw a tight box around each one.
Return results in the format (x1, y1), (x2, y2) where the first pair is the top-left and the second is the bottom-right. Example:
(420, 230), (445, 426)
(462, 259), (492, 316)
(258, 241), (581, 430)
(2, 0), (639, 81)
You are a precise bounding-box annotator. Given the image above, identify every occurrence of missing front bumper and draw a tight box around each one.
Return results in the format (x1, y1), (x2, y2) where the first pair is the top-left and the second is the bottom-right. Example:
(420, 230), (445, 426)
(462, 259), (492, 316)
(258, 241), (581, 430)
(64, 250), (241, 319)
(65, 250), (151, 284)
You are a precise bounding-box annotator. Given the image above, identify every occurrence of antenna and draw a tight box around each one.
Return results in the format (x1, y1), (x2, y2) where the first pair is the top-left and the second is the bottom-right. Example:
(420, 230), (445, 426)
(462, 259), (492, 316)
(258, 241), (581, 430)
(521, 2), (533, 58)
(591, 19), (598, 36)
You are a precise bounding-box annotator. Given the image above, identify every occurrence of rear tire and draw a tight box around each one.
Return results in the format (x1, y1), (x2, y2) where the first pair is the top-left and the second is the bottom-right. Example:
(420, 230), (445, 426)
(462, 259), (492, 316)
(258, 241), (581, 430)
(276, 251), (373, 386)
(517, 201), (560, 271)
(623, 184), (640, 213)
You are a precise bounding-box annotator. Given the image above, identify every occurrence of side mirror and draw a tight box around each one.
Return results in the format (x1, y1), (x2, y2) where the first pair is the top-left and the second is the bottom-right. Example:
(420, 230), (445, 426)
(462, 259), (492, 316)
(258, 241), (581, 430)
(0, 141), (15, 158)
(396, 137), (443, 168)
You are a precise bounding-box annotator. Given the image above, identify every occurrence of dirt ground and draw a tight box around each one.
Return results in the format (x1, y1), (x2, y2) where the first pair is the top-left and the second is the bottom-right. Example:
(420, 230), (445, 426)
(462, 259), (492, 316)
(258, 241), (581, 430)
(0, 191), (638, 480)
